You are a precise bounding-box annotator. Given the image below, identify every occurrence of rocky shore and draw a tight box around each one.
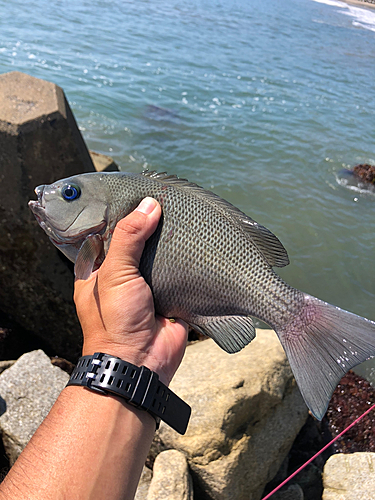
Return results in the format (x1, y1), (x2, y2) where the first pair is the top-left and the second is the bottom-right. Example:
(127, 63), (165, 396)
(0, 71), (374, 500)
(344, 0), (375, 7)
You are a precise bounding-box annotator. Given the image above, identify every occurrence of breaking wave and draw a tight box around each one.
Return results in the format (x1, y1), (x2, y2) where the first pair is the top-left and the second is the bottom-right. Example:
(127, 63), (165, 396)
(335, 171), (375, 196)
(312, 0), (375, 32)
(312, 0), (347, 6)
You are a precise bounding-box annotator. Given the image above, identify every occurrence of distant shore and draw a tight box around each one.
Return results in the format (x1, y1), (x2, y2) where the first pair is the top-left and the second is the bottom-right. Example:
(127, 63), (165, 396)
(343, 0), (375, 9)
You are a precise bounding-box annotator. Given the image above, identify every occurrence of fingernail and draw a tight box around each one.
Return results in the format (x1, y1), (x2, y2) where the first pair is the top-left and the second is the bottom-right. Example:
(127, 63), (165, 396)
(135, 197), (157, 215)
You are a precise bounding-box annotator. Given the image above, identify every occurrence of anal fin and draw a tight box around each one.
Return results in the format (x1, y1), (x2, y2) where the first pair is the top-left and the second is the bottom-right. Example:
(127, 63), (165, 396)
(189, 315), (256, 353)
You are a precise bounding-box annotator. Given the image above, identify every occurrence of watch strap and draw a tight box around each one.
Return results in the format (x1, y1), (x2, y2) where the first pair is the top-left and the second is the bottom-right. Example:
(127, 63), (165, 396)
(67, 353), (191, 435)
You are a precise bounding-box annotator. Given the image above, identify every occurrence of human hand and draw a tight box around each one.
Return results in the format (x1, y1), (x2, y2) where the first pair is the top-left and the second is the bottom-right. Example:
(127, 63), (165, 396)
(74, 198), (188, 386)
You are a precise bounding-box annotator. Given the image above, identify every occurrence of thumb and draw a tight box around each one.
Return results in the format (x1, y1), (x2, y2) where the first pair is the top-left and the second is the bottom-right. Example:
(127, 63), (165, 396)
(105, 197), (161, 271)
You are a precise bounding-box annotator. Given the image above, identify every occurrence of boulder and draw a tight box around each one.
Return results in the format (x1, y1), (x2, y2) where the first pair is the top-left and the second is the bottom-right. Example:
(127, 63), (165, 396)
(323, 452), (375, 500)
(0, 360), (15, 375)
(262, 414), (326, 499)
(0, 71), (95, 360)
(135, 466), (152, 500)
(89, 150), (119, 172)
(152, 329), (308, 500)
(147, 450), (193, 500)
(352, 163), (375, 185)
(272, 484), (304, 500)
(337, 164), (375, 193)
(0, 333), (308, 499)
(0, 350), (69, 465)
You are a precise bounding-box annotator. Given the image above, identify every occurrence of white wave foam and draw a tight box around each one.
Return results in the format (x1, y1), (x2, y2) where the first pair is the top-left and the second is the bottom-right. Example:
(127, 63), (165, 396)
(353, 20), (375, 31)
(343, 6), (375, 32)
(336, 174), (375, 195)
(312, 0), (347, 8)
(312, 0), (375, 33)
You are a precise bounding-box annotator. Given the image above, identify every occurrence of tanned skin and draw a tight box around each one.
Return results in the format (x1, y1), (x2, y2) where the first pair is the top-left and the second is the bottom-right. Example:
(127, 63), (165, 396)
(0, 198), (188, 500)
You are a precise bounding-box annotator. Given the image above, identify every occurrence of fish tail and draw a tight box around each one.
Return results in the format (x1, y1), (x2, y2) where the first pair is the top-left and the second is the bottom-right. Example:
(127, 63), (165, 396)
(275, 293), (375, 420)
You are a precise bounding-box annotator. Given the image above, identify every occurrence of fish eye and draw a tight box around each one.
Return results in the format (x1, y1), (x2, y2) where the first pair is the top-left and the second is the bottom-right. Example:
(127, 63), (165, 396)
(62, 184), (81, 201)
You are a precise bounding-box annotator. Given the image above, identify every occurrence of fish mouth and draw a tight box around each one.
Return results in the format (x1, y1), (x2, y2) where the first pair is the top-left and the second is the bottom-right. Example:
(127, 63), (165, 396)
(29, 185), (45, 220)
(28, 200), (44, 225)
(28, 185), (49, 228)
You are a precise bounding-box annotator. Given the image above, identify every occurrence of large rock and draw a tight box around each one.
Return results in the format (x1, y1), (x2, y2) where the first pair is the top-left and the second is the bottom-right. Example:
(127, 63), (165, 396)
(89, 150), (119, 172)
(272, 484), (304, 500)
(0, 71), (95, 360)
(0, 350), (69, 465)
(135, 466), (153, 500)
(152, 330), (308, 500)
(323, 452), (375, 499)
(147, 450), (193, 500)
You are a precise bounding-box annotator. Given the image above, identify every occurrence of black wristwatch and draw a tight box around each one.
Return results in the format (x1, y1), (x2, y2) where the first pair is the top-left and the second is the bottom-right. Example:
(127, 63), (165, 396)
(66, 352), (191, 435)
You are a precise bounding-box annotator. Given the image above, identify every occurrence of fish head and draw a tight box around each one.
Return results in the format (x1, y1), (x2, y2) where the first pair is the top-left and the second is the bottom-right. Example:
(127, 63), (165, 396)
(28, 172), (110, 263)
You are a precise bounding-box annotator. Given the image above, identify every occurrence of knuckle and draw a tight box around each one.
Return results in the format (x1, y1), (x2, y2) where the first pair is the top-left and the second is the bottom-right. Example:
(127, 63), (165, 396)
(116, 211), (146, 238)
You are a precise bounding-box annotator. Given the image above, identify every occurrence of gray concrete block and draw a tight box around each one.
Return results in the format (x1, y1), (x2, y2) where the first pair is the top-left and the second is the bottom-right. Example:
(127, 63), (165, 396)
(0, 71), (96, 360)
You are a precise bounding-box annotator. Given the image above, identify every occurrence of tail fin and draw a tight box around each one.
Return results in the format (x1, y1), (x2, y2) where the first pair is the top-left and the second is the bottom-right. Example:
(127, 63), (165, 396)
(276, 293), (375, 420)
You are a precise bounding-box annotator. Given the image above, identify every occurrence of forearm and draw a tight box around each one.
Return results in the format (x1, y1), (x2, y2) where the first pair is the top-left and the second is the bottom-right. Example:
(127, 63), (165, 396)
(0, 386), (156, 500)
(0, 200), (188, 499)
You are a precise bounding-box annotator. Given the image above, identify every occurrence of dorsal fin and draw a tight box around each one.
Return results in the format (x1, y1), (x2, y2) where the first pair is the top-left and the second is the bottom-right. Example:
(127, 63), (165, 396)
(141, 170), (289, 268)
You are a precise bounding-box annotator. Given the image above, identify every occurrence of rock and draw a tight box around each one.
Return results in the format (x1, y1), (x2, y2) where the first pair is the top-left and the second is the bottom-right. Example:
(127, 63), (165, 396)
(0, 316), (48, 362)
(263, 415), (328, 500)
(352, 164), (375, 184)
(272, 484), (304, 500)
(0, 360), (15, 375)
(50, 356), (75, 375)
(0, 350), (69, 465)
(152, 330), (308, 500)
(337, 164), (375, 193)
(0, 71), (95, 361)
(89, 150), (119, 172)
(147, 450), (193, 500)
(135, 466), (153, 500)
(323, 452), (375, 500)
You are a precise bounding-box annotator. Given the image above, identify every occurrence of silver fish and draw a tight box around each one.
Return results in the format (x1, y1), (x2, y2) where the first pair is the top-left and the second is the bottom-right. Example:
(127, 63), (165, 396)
(29, 171), (375, 419)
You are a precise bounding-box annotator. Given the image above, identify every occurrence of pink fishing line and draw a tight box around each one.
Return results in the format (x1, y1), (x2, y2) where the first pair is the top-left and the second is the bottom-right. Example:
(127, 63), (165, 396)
(261, 402), (375, 500)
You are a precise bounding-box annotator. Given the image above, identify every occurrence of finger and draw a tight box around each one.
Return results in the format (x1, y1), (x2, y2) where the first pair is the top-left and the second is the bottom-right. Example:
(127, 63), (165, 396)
(105, 197), (161, 271)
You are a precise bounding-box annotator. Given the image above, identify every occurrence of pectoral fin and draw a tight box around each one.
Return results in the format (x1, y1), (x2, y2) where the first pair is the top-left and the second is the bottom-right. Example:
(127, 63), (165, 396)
(75, 235), (104, 280)
(189, 315), (256, 353)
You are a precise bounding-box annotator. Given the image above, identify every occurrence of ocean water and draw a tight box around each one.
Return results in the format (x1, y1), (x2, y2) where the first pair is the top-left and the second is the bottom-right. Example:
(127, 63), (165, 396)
(0, 0), (375, 378)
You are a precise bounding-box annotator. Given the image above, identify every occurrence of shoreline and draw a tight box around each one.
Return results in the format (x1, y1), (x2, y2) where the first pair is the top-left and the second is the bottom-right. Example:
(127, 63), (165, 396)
(342, 0), (375, 9)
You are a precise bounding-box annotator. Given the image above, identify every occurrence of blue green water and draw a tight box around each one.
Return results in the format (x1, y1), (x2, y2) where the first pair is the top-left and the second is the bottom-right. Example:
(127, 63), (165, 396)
(1, 0), (375, 377)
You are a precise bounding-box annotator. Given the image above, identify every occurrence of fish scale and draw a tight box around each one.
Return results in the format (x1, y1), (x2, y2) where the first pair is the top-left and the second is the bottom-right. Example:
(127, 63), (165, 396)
(29, 170), (375, 420)
(108, 173), (287, 322)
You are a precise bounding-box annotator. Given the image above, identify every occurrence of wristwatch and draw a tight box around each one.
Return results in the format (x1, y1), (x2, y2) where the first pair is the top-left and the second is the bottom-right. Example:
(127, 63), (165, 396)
(66, 352), (191, 435)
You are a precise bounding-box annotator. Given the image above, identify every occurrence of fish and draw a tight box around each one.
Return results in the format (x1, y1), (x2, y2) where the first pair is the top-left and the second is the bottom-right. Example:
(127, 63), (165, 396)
(29, 170), (375, 420)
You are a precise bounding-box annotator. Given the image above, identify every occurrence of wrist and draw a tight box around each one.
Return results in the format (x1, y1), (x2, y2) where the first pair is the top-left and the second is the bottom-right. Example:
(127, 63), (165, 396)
(82, 341), (170, 385)
(64, 384), (157, 430)
(67, 352), (191, 435)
